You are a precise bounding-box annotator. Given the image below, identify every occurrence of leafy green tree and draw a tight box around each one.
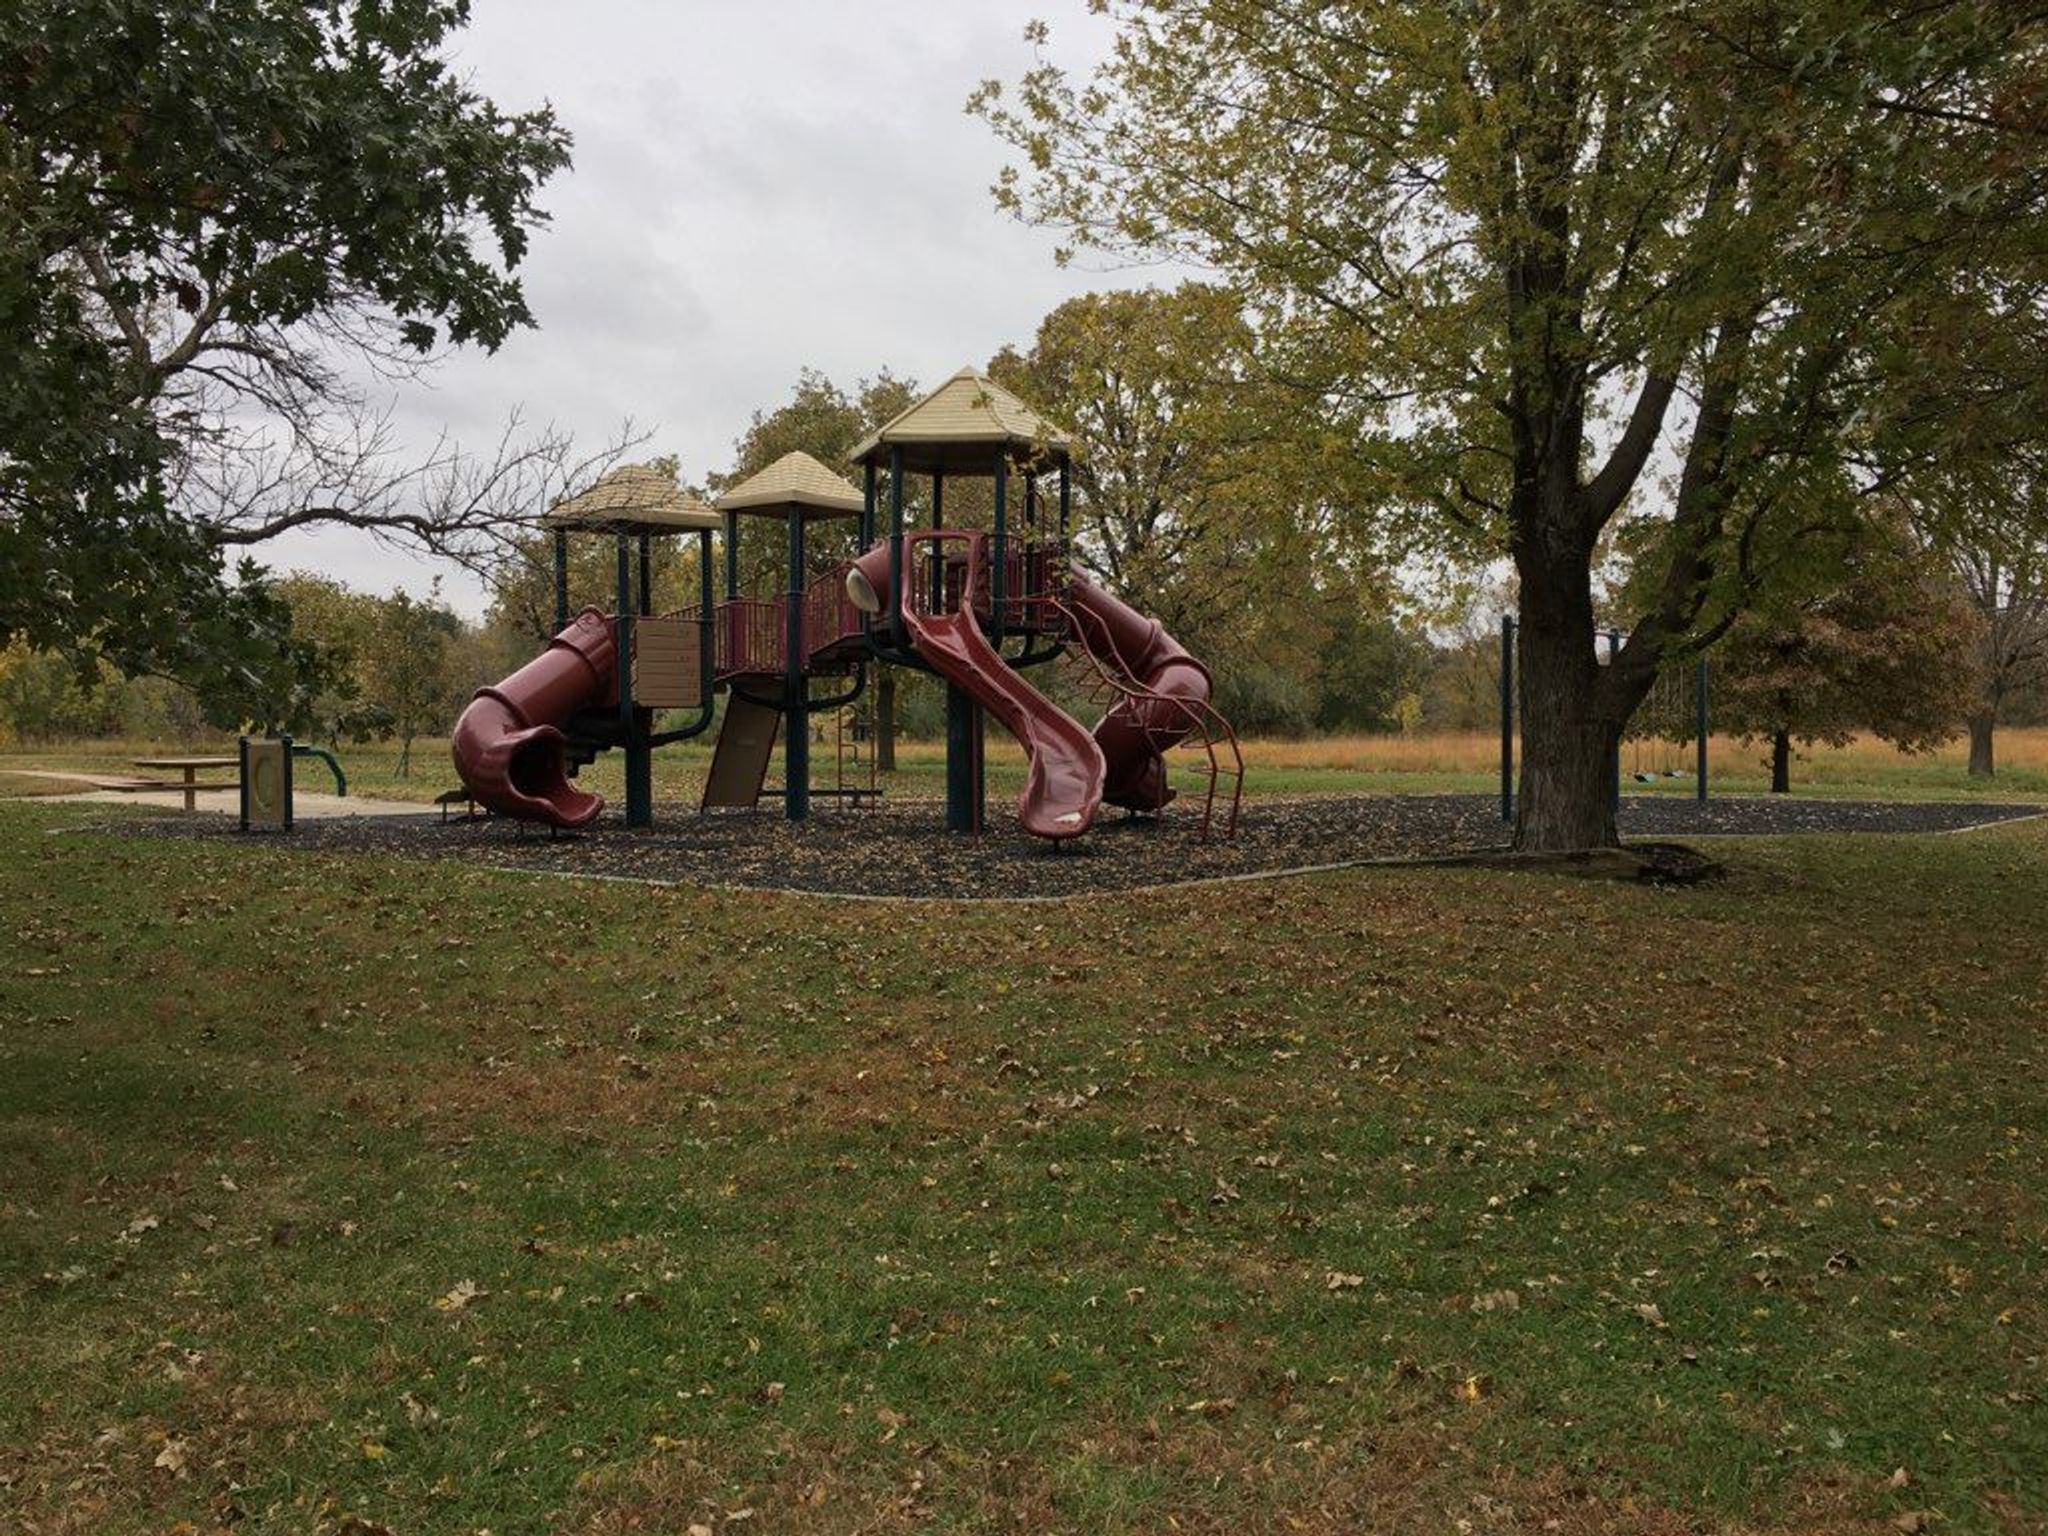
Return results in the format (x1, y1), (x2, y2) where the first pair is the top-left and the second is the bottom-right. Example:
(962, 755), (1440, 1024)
(712, 370), (920, 497)
(976, 1), (2048, 849)
(1710, 530), (1983, 792)
(357, 587), (463, 778)
(1, 0), (569, 710)
(1917, 462), (2048, 777)
(272, 573), (393, 746)
(0, 645), (120, 744)
(1312, 609), (1426, 734)
(988, 285), (1331, 658)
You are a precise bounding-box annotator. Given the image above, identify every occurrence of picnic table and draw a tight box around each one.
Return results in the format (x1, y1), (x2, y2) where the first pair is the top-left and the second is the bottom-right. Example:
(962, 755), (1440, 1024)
(129, 756), (240, 813)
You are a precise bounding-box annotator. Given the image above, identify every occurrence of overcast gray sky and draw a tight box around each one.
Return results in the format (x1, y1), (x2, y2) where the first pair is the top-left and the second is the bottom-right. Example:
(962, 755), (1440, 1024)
(266, 0), (1175, 616)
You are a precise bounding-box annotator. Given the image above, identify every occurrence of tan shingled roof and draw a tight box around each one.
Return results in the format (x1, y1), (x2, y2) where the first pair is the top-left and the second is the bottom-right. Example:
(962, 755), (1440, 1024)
(713, 450), (865, 518)
(542, 463), (722, 531)
(848, 367), (1075, 467)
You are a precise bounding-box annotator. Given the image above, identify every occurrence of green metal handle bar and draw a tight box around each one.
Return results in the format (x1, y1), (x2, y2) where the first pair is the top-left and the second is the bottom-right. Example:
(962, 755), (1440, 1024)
(290, 744), (346, 796)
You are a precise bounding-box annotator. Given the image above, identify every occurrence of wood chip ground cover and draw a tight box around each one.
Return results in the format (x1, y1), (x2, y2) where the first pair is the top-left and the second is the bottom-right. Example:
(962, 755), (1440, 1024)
(104, 792), (2047, 898)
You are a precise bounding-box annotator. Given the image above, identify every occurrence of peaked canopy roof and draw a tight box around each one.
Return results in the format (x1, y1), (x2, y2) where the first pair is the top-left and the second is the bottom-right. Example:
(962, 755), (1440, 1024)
(713, 450), (866, 520)
(542, 463), (721, 532)
(849, 367), (1076, 474)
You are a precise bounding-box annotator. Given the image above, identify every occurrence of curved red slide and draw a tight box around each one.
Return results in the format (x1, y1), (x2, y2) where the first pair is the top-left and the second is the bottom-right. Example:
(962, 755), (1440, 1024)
(450, 608), (616, 828)
(1065, 575), (1214, 813)
(849, 537), (1105, 840)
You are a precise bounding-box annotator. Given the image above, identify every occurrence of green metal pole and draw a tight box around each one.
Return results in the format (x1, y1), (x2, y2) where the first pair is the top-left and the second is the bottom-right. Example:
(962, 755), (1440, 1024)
(888, 445), (906, 650)
(992, 452), (1008, 639)
(1501, 613), (1515, 824)
(553, 530), (569, 632)
(1696, 657), (1710, 802)
(929, 471), (945, 613)
(785, 504), (808, 822)
(697, 528), (714, 704)
(1607, 629), (1623, 817)
(946, 683), (978, 834)
(618, 533), (650, 828)
(723, 512), (739, 600)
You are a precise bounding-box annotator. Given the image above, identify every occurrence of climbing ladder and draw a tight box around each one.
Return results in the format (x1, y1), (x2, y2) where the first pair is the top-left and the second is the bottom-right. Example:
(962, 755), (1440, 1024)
(831, 695), (881, 808)
(1037, 591), (1244, 840)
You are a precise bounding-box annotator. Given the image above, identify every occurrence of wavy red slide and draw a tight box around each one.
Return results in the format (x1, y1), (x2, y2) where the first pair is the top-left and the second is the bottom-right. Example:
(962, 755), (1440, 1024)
(450, 608), (615, 828)
(849, 538), (1105, 840)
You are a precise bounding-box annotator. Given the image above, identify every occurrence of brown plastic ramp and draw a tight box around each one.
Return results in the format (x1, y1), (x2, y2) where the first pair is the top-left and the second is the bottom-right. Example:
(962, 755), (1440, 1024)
(701, 677), (781, 810)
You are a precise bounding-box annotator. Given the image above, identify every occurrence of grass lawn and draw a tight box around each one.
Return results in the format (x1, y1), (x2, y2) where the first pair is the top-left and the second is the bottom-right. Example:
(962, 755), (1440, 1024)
(1, 801), (2043, 1534)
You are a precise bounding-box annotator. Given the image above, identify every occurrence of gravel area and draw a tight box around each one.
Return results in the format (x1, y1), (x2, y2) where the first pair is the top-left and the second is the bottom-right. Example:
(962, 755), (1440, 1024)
(103, 793), (2045, 900)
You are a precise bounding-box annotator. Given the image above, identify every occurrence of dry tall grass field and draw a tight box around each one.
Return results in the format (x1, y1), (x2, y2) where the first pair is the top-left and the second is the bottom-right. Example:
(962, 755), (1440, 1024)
(1238, 726), (2048, 777)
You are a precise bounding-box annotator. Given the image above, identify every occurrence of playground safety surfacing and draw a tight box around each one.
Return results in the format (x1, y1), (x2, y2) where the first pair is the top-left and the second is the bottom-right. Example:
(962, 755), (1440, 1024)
(105, 794), (2047, 901)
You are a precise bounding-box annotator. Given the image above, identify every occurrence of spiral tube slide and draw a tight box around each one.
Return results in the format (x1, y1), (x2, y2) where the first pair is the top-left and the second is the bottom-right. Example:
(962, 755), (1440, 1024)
(450, 608), (617, 828)
(1064, 575), (1215, 812)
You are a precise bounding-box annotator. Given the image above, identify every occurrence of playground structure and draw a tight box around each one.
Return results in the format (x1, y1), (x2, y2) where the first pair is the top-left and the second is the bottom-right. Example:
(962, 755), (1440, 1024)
(1497, 614), (1710, 822)
(451, 369), (1243, 842)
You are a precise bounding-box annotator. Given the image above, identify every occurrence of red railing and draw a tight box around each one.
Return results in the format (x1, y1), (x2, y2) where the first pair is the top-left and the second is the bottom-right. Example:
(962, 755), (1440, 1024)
(715, 599), (782, 677)
(713, 568), (867, 680)
(900, 534), (1070, 632)
(802, 562), (865, 657)
(1000, 539), (1069, 631)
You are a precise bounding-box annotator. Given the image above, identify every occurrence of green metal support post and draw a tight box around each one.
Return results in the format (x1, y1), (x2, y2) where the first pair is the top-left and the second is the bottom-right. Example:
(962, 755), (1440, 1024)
(1606, 629), (1623, 816)
(930, 471), (945, 612)
(552, 530), (569, 632)
(1500, 613), (1515, 824)
(784, 504), (808, 822)
(617, 533), (652, 828)
(1696, 658), (1710, 802)
(698, 529), (715, 704)
(942, 462), (984, 835)
(991, 452), (1008, 640)
(887, 445), (907, 651)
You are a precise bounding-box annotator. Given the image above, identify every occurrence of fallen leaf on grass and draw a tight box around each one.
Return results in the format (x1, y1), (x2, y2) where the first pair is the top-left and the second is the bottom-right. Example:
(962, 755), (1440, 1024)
(434, 1279), (487, 1313)
(153, 1437), (188, 1475)
(1325, 1272), (1365, 1291)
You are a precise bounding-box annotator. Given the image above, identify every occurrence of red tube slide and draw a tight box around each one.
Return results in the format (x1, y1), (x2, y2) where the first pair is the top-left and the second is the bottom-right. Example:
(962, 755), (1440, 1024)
(1065, 575), (1214, 812)
(849, 536), (1106, 840)
(450, 607), (616, 828)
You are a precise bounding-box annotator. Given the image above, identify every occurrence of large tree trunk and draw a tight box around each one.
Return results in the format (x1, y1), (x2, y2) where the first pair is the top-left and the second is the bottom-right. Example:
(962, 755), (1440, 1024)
(1513, 560), (1626, 852)
(875, 670), (896, 773)
(1770, 730), (1791, 793)
(1967, 712), (1995, 777)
